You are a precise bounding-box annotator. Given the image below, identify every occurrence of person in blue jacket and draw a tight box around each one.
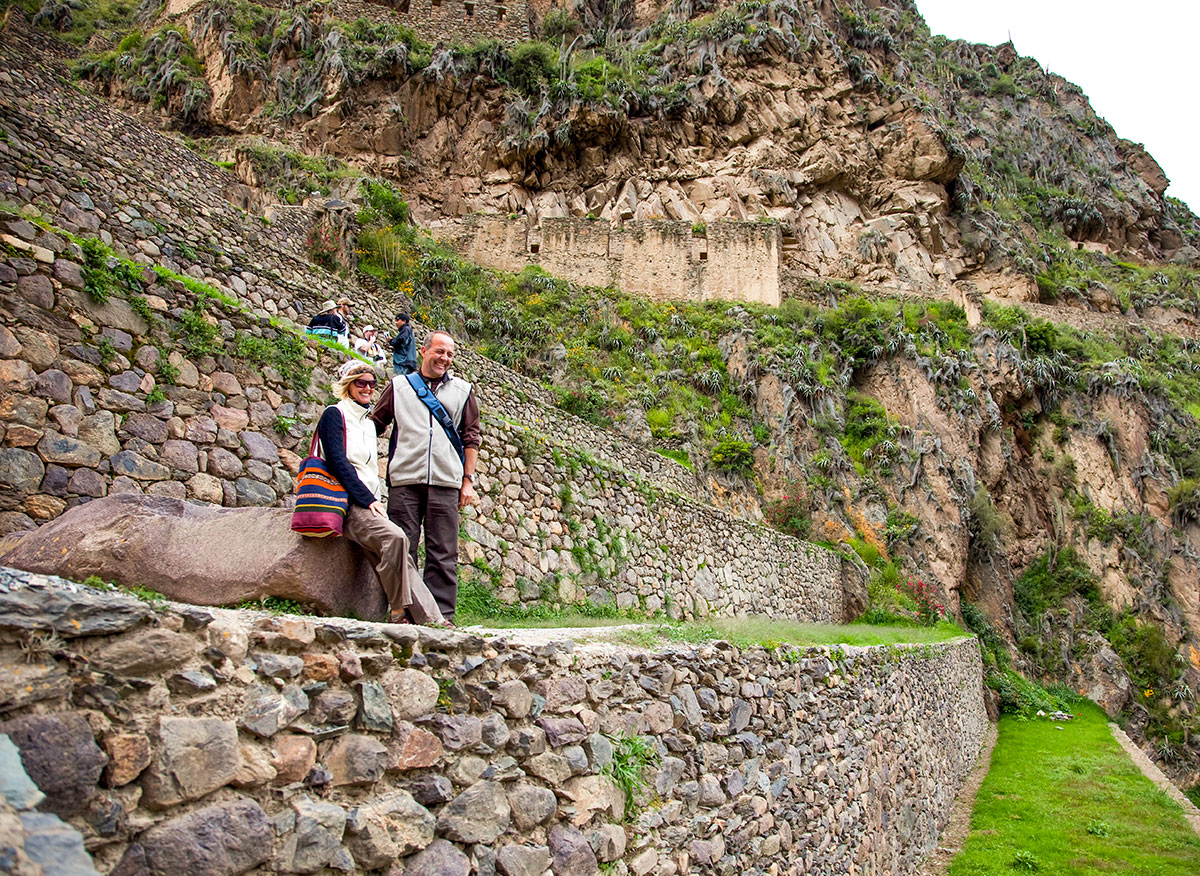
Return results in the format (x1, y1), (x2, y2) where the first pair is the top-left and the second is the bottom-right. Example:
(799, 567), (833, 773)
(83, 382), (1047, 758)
(390, 312), (417, 374)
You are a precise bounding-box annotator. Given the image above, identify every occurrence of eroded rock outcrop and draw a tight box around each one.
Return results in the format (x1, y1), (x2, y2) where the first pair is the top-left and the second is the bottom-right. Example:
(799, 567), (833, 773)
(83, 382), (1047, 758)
(0, 496), (389, 620)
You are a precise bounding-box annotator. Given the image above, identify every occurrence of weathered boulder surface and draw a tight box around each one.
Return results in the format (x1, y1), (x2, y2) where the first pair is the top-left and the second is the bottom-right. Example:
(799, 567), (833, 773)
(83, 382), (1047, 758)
(0, 496), (387, 620)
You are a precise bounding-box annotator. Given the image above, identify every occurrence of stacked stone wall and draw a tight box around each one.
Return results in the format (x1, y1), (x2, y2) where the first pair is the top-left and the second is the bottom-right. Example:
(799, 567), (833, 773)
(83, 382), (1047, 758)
(438, 214), (783, 306)
(0, 568), (988, 876)
(464, 416), (842, 620)
(0, 18), (393, 331)
(0, 217), (339, 534)
(1, 232), (837, 619)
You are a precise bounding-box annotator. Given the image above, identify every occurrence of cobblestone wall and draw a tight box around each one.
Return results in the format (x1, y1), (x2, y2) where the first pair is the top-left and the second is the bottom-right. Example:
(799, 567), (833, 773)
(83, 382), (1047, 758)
(0, 16), (395, 331)
(0, 568), (989, 876)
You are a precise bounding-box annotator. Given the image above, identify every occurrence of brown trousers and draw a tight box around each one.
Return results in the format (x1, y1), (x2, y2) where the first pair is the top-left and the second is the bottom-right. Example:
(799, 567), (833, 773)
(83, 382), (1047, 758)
(342, 504), (440, 624)
(387, 484), (460, 621)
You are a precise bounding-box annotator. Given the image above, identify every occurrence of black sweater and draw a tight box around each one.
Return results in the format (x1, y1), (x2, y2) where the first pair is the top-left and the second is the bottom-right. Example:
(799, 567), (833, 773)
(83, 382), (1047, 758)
(315, 404), (377, 509)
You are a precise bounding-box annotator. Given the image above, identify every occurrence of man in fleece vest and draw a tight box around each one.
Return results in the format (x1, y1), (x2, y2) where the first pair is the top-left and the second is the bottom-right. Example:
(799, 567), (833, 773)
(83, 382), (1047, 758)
(370, 330), (480, 623)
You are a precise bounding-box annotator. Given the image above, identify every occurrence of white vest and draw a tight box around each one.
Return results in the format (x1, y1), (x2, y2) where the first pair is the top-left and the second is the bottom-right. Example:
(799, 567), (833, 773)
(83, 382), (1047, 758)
(335, 398), (381, 500)
(386, 373), (472, 489)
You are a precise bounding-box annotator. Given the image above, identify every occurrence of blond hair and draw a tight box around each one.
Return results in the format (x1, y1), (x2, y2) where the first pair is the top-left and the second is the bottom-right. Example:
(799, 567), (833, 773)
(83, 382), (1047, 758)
(333, 361), (377, 399)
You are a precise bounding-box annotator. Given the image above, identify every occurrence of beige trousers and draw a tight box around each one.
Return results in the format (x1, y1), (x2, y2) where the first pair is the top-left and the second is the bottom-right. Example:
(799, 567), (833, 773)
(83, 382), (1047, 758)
(342, 504), (441, 624)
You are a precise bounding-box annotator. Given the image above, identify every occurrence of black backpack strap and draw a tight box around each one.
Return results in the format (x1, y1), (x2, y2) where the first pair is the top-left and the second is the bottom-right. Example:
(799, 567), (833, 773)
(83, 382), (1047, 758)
(405, 372), (466, 464)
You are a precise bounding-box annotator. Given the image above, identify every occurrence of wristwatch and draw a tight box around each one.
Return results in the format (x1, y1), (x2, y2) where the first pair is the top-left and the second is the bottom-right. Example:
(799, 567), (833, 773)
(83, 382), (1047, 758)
(463, 473), (475, 481)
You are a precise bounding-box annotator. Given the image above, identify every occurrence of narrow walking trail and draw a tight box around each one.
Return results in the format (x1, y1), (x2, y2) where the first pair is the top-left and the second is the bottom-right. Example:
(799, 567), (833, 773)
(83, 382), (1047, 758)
(916, 722), (999, 876)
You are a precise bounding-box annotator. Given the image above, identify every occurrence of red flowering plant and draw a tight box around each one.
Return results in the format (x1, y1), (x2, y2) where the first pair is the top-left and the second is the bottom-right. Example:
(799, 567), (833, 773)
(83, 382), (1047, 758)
(306, 222), (341, 271)
(764, 480), (812, 540)
(899, 576), (945, 626)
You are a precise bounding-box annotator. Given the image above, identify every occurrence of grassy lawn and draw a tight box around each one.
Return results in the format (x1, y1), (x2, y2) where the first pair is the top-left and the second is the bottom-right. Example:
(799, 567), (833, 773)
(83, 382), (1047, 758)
(950, 702), (1200, 876)
(464, 611), (967, 648)
(614, 616), (966, 648)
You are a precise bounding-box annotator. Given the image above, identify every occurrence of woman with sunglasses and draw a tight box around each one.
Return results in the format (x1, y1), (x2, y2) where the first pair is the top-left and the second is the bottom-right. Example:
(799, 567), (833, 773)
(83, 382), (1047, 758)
(315, 361), (443, 625)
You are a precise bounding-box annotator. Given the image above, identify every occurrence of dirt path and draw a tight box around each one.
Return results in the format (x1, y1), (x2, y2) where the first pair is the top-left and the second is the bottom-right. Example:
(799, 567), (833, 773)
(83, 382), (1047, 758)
(1108, 723), (1200, 836)
(915, 721), (999, 876)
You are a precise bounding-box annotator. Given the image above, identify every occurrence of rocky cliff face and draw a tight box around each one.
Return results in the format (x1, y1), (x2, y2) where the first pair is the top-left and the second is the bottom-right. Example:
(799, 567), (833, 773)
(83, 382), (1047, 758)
(12, 0), (1200, 788)
(56, 0), (1198, 293)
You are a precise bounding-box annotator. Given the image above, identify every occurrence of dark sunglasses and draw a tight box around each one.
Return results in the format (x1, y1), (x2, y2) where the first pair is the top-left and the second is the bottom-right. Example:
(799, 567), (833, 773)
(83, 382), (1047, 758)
(352, 378), (377, 389)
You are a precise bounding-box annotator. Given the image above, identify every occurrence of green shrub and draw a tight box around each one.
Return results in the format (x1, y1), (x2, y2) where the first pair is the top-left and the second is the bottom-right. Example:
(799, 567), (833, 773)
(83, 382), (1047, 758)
(604, 734), (658, 815)
(1013, 548), (1098, 626)
(765, 480), (811, 539)
(507, 41), (557, 95)
(710, 436), (754, 476)
(1168, 478), (1200, 524)
(554, 386), (609, 427)
(541, 9), (580, 41)
(359, 179), (411, 227)
(987, 669), (1080, 716)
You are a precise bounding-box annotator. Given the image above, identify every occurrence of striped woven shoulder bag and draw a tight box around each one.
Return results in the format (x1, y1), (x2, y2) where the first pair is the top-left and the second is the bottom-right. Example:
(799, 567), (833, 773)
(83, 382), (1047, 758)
(291, 410), (348, 537)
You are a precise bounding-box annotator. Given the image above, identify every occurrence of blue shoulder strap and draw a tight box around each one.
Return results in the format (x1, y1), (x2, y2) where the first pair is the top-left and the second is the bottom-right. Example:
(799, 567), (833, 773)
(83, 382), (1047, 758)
(405, 372), (465, 464)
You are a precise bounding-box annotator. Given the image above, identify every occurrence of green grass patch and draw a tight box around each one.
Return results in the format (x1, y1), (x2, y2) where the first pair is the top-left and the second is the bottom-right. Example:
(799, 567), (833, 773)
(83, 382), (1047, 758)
(950, 702), (1200, 876)
(616, 616), (967, 649)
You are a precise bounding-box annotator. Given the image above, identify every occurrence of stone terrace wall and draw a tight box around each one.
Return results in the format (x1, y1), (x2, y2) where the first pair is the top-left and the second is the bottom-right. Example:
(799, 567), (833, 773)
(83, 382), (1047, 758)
(0, 216), (340, 534)
(438, 215), (783, 306)
(0, 15), (391, 330)
(465, 416), (842, 620)
(0, 568), (988, 876)
(1, 229), (836, 618)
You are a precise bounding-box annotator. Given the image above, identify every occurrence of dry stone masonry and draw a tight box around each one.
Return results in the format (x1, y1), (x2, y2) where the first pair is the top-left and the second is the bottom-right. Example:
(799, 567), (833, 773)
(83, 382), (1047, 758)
(0, 568), (988, 876)
(465, 416), (842, 620)
(0, 230), (840, 620)
(0, 16), (376, 329)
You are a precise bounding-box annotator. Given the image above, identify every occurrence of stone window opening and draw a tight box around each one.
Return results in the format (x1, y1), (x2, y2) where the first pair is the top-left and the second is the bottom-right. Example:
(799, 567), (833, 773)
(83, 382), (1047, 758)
(529, 242), (540, 254)
(465, 0), (474, 14)
(699, 249), (708, 261)
(497, 5), (506, 19)
(397, 0), (410, 10)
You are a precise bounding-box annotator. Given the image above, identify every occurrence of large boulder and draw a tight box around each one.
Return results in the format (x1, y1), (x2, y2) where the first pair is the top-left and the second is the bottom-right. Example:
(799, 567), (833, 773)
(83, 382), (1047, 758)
(0, 496), (387, 620)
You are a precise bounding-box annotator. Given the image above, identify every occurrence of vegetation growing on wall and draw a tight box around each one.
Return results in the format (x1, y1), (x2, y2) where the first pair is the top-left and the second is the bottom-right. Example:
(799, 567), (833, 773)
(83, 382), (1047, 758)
(74, 26), (211, 120)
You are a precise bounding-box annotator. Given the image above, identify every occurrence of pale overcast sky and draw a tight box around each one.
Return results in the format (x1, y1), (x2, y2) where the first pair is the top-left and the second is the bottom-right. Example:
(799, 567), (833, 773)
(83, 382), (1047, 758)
(915, 0), (1199, 214)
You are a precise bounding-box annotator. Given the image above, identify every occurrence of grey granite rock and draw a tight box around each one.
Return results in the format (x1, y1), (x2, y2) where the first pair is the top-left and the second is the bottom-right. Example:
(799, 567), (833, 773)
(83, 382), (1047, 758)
(139, 798), (271, 876)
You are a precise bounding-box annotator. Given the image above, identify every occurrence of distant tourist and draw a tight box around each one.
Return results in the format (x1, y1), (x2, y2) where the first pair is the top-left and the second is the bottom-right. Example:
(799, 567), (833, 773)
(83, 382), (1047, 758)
(353, 325), (387, 368)
(305, 300), (345, 341)
(334, 297), (353, 346)
(370, 330), (479, 625)
(390, 312), (417, 374)
(316, 361), (443, 625)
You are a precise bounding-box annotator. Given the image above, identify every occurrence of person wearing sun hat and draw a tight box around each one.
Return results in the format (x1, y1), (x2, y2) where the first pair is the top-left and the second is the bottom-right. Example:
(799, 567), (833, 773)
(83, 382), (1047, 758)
(354, 324), (387, 368)
(314, 360), (442, 625)
(306, 299), (349, 342)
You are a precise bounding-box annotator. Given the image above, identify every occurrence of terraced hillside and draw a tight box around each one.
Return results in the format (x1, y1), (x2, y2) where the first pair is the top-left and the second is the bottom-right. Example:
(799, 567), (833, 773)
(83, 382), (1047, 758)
(4, 0), (1200, 794)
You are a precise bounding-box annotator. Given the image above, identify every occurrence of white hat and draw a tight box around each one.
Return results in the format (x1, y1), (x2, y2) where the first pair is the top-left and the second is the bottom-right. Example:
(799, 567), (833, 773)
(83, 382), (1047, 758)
(362, 324), (375, 334)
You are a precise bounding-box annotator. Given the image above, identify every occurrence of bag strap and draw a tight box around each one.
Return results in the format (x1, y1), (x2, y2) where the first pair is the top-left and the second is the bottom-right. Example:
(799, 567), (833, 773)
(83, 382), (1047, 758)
(405, 372), (465, 464)
(310, 408), (348, 460)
